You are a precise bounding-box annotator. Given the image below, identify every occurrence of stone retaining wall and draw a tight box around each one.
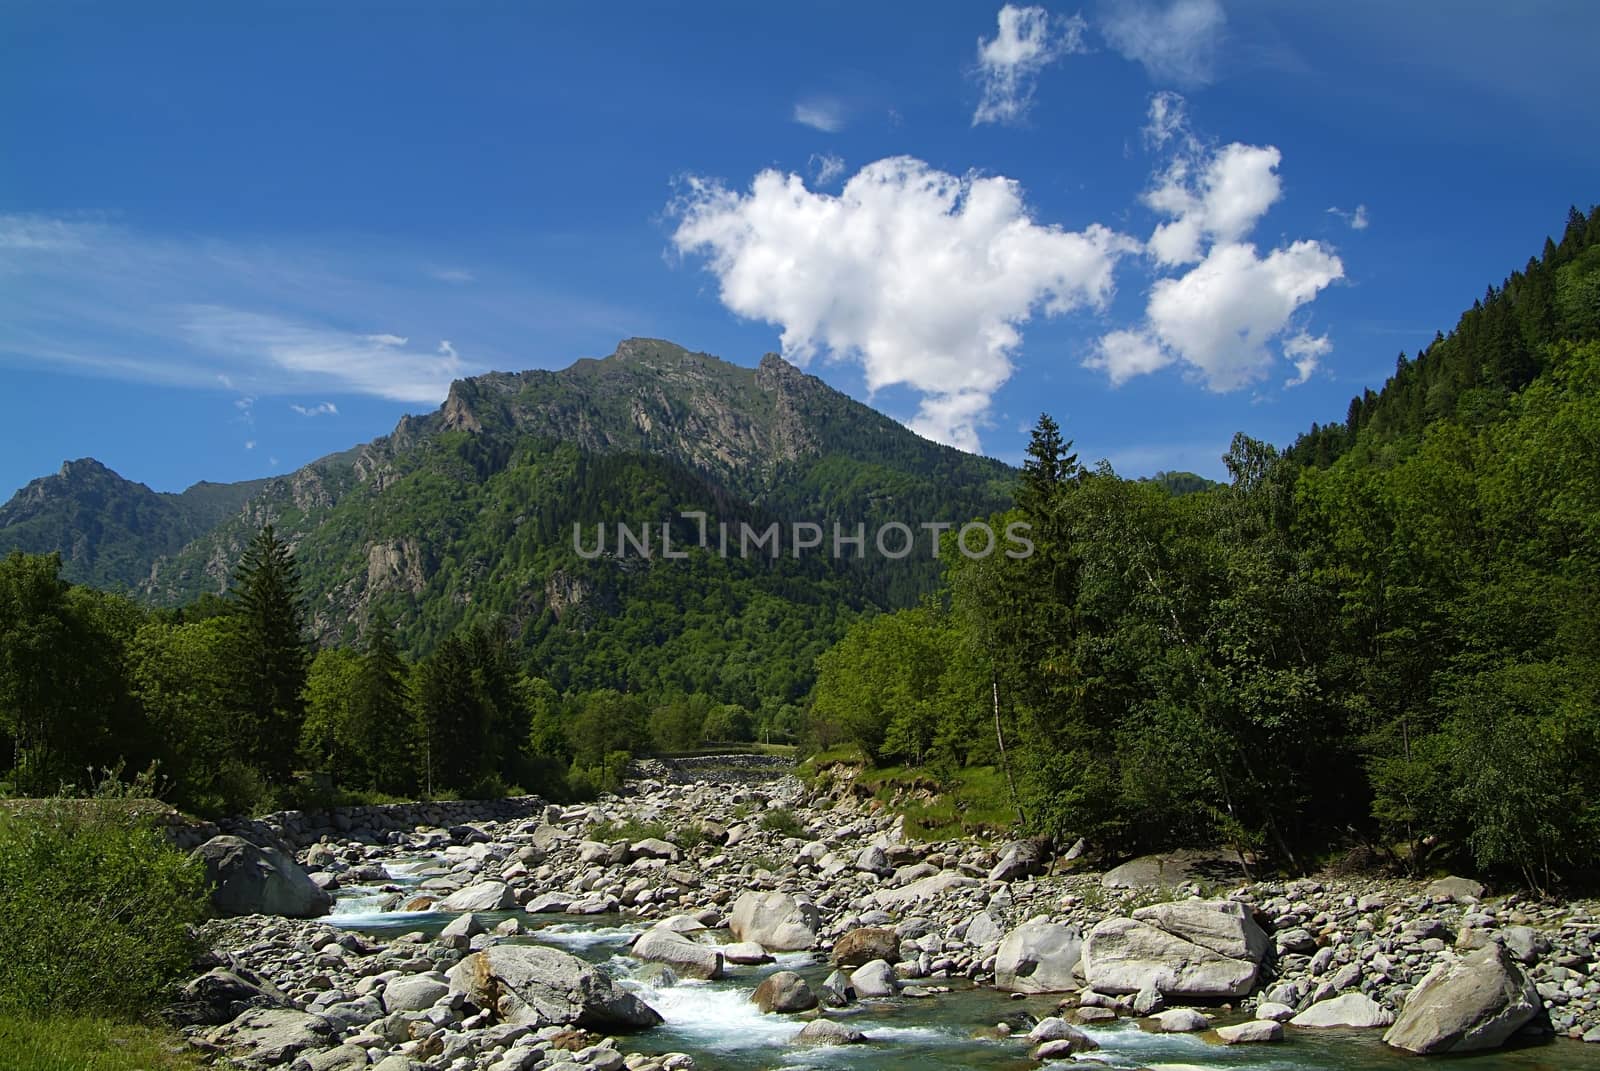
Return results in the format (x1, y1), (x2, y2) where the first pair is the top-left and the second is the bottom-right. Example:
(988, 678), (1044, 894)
(167, 794), (551, 853)
(630, 753), (797, 786)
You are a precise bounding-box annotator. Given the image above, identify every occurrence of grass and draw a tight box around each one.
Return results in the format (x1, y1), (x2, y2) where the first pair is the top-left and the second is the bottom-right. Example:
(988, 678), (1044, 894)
(859, 763), (1021, 841)
(585, 817), (670, 844)
(758, 806), (807, 838)
(0, 1015), (218, 1071)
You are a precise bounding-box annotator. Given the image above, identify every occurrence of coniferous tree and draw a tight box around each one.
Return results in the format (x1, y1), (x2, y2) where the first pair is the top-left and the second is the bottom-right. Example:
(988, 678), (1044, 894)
(229, 525), (310, 785)
(358, 611), (414, 794)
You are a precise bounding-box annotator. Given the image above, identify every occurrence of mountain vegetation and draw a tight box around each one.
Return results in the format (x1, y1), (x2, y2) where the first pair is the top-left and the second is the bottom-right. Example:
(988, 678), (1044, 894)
(2, 207), (1598, 894)
(809, 205), (1600, 890)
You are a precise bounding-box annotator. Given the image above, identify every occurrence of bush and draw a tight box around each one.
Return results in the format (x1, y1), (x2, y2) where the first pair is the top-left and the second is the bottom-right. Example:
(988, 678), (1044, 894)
(586, 818), (669, 844)
(0, 801), (208, 1016)
(758, 806), (806, 838)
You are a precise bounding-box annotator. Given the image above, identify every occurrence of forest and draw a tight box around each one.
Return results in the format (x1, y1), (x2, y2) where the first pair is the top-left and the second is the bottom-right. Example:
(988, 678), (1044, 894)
(811, 205), (1600, 890)
(3, 206), (1599, 889)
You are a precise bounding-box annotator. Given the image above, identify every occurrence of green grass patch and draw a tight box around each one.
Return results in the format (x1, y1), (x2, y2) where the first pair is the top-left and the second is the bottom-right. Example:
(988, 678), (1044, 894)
(758, 806), (807, 838)
(0, 1015), (216, 1071)
(864, 764), (1020, 841)
(585, 818), (669, 844)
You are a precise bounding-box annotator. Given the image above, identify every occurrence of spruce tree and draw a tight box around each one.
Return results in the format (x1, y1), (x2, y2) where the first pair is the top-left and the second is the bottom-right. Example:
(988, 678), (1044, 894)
(229, 525), (310, 785)
(358, 611), (413, 793)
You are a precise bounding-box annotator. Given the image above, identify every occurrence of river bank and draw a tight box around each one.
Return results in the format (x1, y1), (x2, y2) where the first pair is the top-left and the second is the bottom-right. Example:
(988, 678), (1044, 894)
(174, 763), (1600, 1068)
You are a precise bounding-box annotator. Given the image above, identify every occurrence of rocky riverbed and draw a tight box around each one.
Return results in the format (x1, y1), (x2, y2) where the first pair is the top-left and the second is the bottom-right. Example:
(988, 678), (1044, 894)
(174, 765), (1600, 1069)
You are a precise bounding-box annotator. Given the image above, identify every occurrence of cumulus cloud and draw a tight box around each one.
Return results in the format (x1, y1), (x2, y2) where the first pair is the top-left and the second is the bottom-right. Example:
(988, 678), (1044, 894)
(671, 157), (1135, 451)
(290, 401), (339, 417)
(793, 99), (845, 133)
(973, 4), (1088, 125)
(1087, 93), (1344, 391)
(1327, 204), (1370, 230)
(1101, 0), (1226, 87)
(1283, 331), (1332, 386)
(1145, 142), (1283, 266)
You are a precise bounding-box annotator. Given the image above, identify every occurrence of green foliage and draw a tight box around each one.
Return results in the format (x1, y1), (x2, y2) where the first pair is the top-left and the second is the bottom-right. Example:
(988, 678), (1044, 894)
(586, 817), (669, 844)
(758, 806), (805, 838)
(0, 802), (207, 1017)
(229, 525), (310, 785)
(0, 1015), (215, 1071)
(804, 210), (1600, 887)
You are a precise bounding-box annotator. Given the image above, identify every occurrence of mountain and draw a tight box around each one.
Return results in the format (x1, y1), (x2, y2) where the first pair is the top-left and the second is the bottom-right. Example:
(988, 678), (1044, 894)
(0, 340), (1015, 703)
(0, 458), (267, 590)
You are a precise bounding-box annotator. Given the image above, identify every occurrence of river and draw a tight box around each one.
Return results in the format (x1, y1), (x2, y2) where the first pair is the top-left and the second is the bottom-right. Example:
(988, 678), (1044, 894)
(324, 863), (1600, 1071)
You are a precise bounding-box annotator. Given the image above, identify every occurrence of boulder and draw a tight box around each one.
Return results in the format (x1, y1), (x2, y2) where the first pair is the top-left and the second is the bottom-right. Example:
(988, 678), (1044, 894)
(1382, 944), (1542, 1054)
(728, 891), (820, 951)
(820, 970), (856, 1006)
(381, 973), (450, 1013)
(720, 941), (774, 965)
(524, 892), (574, 913)
(439, 880), (517, 912)
(850, 959), (898, 998)
(448, 944), (662, 1030)
(993, 921), (1083, 994)
(989, 838), (1048, 882)
(293, 1044), (369, 1071)
(1290, 992), (1395, 1029)
(794, 1019), (868, 1045)
(630, 927), (725, 980)
(871, 869), (978, 908)
(169, 968), (287, 1026)
(629, 838), (679, 861)
(1154, 1008), (1209, 1032)
(831, 927), (900, 967)
(963, 911), (1003, 947)
(1425, 875), (1486, 903)
(1100, 849), (1241, 889)
(205, 1008), (335, 1066)
(751, 971), (817, 1013)
(1255, 1001), (1296, 1022)
(1132, 900), (1270, 963)
(1217, 1019), (1284, 1044)
(192, 836), (333, 918)
(1083, 900), (1266, 999)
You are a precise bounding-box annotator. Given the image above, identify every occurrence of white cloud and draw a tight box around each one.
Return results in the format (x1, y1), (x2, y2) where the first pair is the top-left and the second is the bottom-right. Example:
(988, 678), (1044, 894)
(1088, 97), (1343, 391)
(1101, 0), (1226, 87)
(1146, 142), (1282, 266)
(244, 440), (256, 451)
(1086, 328), (1173, 385)
(672, 157), (1135, 452)
(1142, 90), (1191, 148)
(793, 99), (845, 133)
(1283, 330), (1331, 387)
(809, 152), (846, 185)
(973, 5), (1088, 125)
(1142, 241), (1343, 390)
(182, 308), (466, 404)
(1326, 204), (1370, 230)
(430, 267), (474, 284)
(290, 401), (339, 417)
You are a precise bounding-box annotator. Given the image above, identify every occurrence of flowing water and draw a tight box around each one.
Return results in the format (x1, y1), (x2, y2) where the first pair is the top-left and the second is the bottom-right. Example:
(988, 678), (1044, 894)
(326, 861), (1600, 1071)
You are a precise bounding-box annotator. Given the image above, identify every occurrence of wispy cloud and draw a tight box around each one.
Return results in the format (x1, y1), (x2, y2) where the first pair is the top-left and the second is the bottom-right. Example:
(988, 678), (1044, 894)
(973, 4), (1088, 126)
(429, 267), (475, 284)
(793, 99), (845, 133)
(1326, 204), (1370, 230)
(290, 401), (339, 417)
(0, 214), (532, 405)
(809, 153), (847, 185)
(1101, 0), (1226, 87)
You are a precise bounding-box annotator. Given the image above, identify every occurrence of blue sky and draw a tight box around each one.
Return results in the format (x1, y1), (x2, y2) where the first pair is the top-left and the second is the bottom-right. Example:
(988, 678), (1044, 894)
(3, 0), (1596, 499)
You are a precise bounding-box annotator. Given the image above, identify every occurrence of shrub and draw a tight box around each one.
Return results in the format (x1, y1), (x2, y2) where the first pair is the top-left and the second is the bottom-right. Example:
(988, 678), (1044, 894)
(0, 801), (208, 1016)
(758, 806), (806, 838)
(586, 818), (668, 844)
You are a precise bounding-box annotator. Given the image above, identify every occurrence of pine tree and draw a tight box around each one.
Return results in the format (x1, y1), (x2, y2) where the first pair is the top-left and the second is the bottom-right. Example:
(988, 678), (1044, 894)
(1019, 413), (1078, 514)
(229, 525), (310, 785)
(358, 611), (413, 793)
